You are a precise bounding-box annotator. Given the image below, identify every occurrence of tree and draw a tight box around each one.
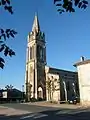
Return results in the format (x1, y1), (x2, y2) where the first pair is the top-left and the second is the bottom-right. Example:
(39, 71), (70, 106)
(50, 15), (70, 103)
(51, 81), (56, 101)
(5, 84), (13, 90)
(46, 78), (52, 101)
(0, 0), (17, 69)
(46, 77), (56, 101)
(54, 0), (88, 14)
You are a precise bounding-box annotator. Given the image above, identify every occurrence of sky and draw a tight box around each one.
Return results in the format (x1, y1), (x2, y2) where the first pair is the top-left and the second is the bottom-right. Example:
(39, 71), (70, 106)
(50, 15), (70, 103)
(0, 0), (90, 90)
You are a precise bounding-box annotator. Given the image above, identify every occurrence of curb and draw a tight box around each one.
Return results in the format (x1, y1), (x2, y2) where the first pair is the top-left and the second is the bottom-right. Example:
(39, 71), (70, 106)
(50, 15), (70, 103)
(22, 102), (82, 109)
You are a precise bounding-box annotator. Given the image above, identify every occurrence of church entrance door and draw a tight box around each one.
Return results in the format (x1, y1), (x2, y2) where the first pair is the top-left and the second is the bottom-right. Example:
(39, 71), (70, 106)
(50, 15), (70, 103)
(38, 87), (43, 98)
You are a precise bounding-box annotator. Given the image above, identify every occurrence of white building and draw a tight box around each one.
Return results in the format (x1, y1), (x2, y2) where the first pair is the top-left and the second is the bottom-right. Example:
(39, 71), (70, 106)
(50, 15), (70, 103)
(74, 56), (90, 106)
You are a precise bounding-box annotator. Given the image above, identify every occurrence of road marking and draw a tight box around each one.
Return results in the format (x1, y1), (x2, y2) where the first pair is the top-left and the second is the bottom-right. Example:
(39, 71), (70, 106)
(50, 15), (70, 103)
(20, 113), (36, 119)
(68, 109), (90, 114)
(56, 110), (72, 114)
(20, 113), (48, 119)
(56, 109), (90, 115)
(34, 114), (48, 119)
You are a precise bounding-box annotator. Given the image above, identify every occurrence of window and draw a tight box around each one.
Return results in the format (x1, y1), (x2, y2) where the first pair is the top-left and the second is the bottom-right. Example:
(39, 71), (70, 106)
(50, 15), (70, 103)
(30, 65), (33, 82)
(72, 75), (75, 77)
(30, 65), (33, 73)
(75, 82), (79, 91)
(37, 45), (44, 61)
(66, 81), (70, 91)
(32, 46), (34, 59)
(27, 47), (29, 61)
(65, 74), (67, 76)
(30, 47), (32, 59)
(40, 47), (43, 60)
(30, 46), (34, 59)
(54, 79), (57, 82)
(51, 76), (53, 79)
(37, 45), (40, 59)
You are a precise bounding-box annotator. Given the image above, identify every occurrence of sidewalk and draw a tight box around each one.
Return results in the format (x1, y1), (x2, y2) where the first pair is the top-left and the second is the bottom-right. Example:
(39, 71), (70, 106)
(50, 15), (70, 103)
(23, 101), (83, 109)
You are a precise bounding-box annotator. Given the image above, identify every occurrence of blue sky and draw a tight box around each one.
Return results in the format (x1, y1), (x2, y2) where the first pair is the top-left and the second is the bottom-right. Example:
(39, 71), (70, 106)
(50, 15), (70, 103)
(0, 0), (90, 90)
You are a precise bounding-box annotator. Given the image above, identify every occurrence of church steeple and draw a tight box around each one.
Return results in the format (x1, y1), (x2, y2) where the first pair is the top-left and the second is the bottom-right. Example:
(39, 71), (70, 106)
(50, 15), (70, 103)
(25, 13), (46, 101)
(32, 13), (40, 33)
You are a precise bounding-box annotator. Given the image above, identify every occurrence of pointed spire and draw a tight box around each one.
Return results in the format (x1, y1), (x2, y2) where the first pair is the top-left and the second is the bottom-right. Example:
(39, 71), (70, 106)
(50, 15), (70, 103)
(32, 13), (40, 33)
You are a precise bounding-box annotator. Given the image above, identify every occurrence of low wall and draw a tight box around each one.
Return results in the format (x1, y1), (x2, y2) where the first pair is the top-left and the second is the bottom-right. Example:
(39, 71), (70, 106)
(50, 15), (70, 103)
(80, 100), (90, 107)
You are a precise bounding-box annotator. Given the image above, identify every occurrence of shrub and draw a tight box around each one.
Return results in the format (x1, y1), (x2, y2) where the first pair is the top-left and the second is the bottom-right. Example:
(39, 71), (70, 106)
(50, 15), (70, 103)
(30, 97), (37, 102)
(37, 97), (43, 101)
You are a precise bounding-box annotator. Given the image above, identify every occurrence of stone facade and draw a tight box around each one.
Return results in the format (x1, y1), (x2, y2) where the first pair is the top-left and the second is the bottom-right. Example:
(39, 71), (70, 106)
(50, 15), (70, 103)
(74, 57), (90, 106)
(25, 14), (79, 102)
(45, 66), (78, 102)
(25, 14), (46, 101)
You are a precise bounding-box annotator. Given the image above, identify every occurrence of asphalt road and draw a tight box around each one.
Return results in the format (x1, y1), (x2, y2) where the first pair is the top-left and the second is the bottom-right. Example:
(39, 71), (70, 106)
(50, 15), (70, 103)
(0, 103), (90, 120)
(0, 103), (60, 112)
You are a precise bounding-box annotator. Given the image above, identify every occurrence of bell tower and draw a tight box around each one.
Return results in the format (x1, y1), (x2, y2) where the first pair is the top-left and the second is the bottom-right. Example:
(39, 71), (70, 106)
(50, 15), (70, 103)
(25, 14), (46, 101)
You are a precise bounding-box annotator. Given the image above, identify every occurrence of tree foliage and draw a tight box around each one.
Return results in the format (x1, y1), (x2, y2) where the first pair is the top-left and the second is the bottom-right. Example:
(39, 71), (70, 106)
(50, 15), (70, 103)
(54, 0), (88, 14)
(5, 84), (13, 90)
(0, 0), (17, 69)
(0, 0), (13, 14)
(46, 77), (56, 101)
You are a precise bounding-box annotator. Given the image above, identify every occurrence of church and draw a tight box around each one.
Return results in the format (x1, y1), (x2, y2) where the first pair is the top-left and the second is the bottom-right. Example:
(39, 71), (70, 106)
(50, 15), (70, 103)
(25, 14), (79, 103)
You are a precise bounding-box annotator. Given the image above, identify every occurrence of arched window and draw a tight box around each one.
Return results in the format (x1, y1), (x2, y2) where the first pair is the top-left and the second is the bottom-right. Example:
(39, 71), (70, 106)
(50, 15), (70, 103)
(30, 47), (32, 59)
(75, 82), (79, 91)
(42, 48), (44, 61)
(30, 65), (33, 73)
(32, 46), (34, 59)
(66, 81), (70, 91)
(40, 47), (43, 60)
(30, 65), (33, 82)
(37, 45), (40, 59)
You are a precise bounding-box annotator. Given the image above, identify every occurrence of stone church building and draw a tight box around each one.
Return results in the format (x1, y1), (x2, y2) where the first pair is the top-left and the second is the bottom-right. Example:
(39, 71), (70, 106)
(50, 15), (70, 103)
(25, 14), (79, 102)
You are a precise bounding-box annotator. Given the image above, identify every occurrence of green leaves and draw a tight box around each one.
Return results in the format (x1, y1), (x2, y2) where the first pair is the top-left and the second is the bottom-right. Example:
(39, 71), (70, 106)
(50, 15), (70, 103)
(54, 0), (61, 4)
(0, 28), (17, 40)
(0, 0), (13, 14)
(0, 57), (5, 69)
(0, 43), (15, 69)
(0, 1), (16, 69)
(0, 28), (17, 69)
(0, 44), (4, 52)
(5, 84), (13, 90)
(54, 0), (88, 14)
(4, 6), (13, 14)
(0, 44), (15, 56)
(75, 0), (80, 6)
(4, 45), (15, 57)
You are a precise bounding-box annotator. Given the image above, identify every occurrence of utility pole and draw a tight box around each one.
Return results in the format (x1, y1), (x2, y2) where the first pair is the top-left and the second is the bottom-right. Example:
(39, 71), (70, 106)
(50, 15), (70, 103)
(22, 85), (24, 100)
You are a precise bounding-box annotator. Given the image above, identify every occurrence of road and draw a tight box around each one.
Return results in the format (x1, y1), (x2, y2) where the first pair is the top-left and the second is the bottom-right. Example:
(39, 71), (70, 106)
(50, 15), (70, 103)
(0, 103), (90, 120)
